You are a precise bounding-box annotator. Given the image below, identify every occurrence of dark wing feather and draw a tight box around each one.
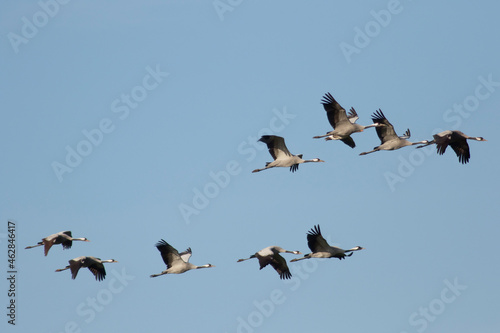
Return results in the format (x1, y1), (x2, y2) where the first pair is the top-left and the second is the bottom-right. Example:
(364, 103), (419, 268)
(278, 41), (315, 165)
(321, 93), (349, 128)
(87, 259), (106, 281)
(58, 233), (73, 250)
(371, 109), (398, 143)
(347, 107), (359, 123)
(340, 136), (356, 148)
(433, 131), (452, 156)
(306, 225), (331, 252)
(155, 239), (180, 268)
(449, 141), (470, 164)
(257, 255), (272, 270)
(258, 135), (292, 160)
(269, 253), (292, 280)
(399, 129), (411, 139)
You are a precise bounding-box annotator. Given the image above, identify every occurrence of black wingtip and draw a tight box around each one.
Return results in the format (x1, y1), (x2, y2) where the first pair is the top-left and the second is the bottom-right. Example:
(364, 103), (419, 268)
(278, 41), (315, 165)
(307, 225), (321, 236)
(321, 92), (336, 106)
(154, 239), (168, 248)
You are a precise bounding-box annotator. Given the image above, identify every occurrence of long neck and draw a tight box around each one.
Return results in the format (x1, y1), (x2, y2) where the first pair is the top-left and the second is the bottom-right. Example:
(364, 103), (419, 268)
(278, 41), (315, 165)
(346, 247), (362, 252)
(363, 123), (378, 129)
(55, 265), (70, 272)
(101, 259), (115, 263)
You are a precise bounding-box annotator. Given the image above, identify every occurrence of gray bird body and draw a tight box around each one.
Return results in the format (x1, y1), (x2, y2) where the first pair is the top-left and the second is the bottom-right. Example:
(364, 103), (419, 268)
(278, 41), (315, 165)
(290, 225), (363, 262)
(252, 135), (324, 173)
(313, 92), (379, 148)
(360, 109), (428, 155)
(417, 130), (486, 164)
(237, 246), (301, 280)
(25, 231), (90, 256)
(150, 239), (214, 277)
(55, 256), (117, 281)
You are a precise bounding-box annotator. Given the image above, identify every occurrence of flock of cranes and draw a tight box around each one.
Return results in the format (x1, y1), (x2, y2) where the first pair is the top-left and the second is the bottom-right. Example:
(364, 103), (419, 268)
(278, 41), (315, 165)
(253, 92), (486, 173)
(25, 92), (485, 281)
(25, 224), (363, 281)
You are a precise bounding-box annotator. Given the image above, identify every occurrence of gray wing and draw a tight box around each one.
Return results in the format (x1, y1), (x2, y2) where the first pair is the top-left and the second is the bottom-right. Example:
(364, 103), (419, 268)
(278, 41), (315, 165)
(155, 239), (182, 268)
(347, 107), (359, 124)
(258, 135), (293, 160)
(68, 256), (86, 280)
(321, 93), (350, 128)
(371, 109), (399, 144)
(399, 129), (411, 139)
(306, 225), (331, 252)
(179, 248), (192, 263)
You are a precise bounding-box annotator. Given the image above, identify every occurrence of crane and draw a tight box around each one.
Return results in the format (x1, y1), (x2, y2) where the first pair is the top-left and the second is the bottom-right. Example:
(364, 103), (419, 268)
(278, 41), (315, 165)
(150, 239), (214, 277)
(360, 109), (428, 155)
(237, 246), (301, 280)
(313, 92), (380, 148)
(417, 130), (486, 164)
(252, 135), (324, 173)
(25, 231), (90, 256)
(55, 256), (117, 281)
(290, 225), (364, 262)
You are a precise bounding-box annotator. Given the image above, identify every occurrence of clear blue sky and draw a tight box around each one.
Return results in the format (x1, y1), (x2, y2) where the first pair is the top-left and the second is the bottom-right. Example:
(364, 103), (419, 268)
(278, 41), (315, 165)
(1, 1), (499, 332)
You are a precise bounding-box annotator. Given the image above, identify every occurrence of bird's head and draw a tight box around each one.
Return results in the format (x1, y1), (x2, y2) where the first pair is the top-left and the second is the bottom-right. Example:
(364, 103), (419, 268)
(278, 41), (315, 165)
(475, 137), (487, 141)
(354, 246), (365, 251)
(109, 259), (118, 263)
(292, 250), (302, 255)
(83, 238), (90, 242)
(312, 158), (325, 162)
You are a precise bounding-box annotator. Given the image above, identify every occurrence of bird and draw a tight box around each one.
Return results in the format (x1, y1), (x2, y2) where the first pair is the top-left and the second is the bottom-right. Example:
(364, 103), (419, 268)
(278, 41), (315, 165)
(359, 109), (428, 155)
(252, 135), (324, 173)
(417, 130), (486, 164)
(25, 231), (90, 256)
(290, 225), (364, 262)
(55, 256), (118, 281)
(313, 92), (380, 148)
(150, 239), (214, 277)
(237, 246), (302, 280)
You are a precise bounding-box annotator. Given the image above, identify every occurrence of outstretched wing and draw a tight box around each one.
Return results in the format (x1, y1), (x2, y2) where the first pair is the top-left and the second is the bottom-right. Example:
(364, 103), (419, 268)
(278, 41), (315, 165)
(59, 231), (74, 250)
(306, 225), (331, 252)
(155, 239), (182, 268)
(347, 107), (359, 124)
(258, 135), (293, 160)
(321, 92), (350, 129)
(340, 136), (355, 148)
(371, 109), (398, 144)
(399, 129), (411, 139)
(43, 233), (61, 256)
(179, 248), (192, 263)
(448, 132), (470, 164)
(449, 142), (470, 164)
(85, 257), (107, 281)
(68, 257), (85, 280)
(433, 131), (453, 156)
(269, 253), (292, 280)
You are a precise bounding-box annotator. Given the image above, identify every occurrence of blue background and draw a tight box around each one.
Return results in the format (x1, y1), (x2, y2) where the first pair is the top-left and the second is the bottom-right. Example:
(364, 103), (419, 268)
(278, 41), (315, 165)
(1, 1), (499, 332)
